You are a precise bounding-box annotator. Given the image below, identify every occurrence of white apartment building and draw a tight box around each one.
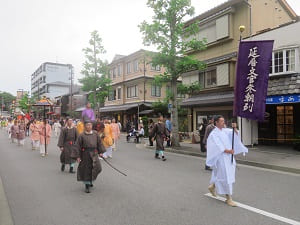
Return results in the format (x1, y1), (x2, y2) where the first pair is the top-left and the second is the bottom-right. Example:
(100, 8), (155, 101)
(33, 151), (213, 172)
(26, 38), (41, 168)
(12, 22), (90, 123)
(31, 62), (72, 100)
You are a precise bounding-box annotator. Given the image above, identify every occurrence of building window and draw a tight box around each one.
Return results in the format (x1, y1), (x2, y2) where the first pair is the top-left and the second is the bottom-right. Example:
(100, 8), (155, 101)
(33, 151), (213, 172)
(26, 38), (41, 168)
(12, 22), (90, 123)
(274, 51), (284, 73)
(151, 85), (161, 97)
(108, 89), (116, 101)
(118, 64), (122, 76)
(205, 69), (217, 87)
(286, 49), (295, 72)
(270, 49), (297, 75)
(133, 60), (139, 72)
(117, 88), (121, 100)
(113, 67), (116, 78)
(199, 69), (217, 88)
(151, 64), (161, 71)
(126, 62), (131, 74)
(127, 85), (138, 98)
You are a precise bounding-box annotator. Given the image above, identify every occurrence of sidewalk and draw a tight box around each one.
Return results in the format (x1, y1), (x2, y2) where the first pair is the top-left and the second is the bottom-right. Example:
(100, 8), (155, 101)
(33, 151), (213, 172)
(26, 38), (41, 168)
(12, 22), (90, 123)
(0, 175), (14, 225)
(143, 139), (300, 174)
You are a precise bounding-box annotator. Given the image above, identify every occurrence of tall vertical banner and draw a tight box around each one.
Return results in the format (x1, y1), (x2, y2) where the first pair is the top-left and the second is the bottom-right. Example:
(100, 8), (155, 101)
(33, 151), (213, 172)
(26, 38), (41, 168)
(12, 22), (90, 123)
(234, 40), (274, 121)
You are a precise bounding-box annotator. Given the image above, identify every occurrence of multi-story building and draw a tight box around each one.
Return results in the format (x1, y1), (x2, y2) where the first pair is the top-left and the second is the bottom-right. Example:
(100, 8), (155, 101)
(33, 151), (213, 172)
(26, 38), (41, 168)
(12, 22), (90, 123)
(15, 90), (29, 114)
(53, 84), (84, 117)
(244, 21), (300, 145)
(181, 0), (297, 145)
(16, 90), (29, 104)
(100, 49), (169, 126)
(31, 62), (73, 100)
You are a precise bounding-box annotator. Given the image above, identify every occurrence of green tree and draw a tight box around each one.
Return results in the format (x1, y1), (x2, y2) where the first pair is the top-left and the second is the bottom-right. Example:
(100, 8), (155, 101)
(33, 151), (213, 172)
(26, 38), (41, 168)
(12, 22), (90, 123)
(79, 30), (111, 114)
(0, 91), (16, 112)
(152, 100), (169, 115)
(18, 93), (35, 113)
(139, 0), (206, 146)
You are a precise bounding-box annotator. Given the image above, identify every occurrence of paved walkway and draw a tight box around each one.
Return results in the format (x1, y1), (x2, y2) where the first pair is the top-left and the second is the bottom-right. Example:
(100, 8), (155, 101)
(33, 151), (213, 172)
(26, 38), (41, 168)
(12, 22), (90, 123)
(142, 139), (300, 174)
(0, 175), (14, 225)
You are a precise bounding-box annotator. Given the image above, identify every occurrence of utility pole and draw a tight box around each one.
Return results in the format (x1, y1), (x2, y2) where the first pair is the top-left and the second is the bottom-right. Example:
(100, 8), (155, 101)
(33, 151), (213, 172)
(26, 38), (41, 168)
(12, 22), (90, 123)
(93, 33), (98, 114)
(143, 54), (146, 103)
(69, 65), (74, 112)
(1, 95), (3, 115)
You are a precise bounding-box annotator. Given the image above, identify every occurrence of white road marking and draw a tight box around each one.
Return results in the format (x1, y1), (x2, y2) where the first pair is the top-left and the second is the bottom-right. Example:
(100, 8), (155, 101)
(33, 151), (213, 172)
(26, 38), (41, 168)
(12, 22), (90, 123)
(205, 193), (300, 225)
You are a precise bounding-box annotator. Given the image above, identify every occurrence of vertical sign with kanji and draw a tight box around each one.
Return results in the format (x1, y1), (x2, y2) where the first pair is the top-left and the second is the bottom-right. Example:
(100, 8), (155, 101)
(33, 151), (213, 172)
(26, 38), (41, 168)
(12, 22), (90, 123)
(234, 40), (274, 121)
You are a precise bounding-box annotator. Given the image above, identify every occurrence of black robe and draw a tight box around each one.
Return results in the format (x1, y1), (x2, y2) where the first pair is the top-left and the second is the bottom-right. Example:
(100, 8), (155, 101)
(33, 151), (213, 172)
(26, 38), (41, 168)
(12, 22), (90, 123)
(57, 127), (78, 164)
(76, 131), (106, 182)
(150, 122), (170, 151)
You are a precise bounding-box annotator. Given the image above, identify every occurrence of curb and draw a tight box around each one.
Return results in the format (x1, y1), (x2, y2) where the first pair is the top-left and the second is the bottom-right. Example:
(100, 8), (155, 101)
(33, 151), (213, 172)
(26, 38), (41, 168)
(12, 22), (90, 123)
(0, 176), (14, 225)
(144, 145), (300, 175)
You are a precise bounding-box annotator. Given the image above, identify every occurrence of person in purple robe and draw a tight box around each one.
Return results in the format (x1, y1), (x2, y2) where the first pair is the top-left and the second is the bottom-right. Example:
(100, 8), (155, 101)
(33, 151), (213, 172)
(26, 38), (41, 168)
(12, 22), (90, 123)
(82, 102), (95, 122)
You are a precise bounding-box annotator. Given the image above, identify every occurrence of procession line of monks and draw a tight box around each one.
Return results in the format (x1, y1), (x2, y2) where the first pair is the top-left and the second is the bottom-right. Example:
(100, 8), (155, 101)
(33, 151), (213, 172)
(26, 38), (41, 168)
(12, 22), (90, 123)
(2, 115), (248, 205)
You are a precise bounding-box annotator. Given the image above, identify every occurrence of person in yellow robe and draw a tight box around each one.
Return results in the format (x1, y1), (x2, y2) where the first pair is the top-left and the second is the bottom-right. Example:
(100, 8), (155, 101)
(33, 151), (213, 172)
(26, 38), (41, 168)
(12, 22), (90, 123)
(102, 118), (113, 158)
(76, 119), (84, 135)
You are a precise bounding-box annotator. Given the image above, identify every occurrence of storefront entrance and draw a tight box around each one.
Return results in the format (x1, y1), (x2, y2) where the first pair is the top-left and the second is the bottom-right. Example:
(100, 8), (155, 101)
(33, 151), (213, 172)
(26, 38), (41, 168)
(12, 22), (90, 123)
(259, 102), (299, 145)
(276, 105), (294, 143)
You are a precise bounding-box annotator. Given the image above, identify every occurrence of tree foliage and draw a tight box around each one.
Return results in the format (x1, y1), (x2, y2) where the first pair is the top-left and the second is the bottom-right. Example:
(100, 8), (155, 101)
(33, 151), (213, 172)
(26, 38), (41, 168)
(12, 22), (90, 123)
(79, 30), (111, 109)
(139, 0), (206, 146)
(0, 91), (16, 111)
(18, 93), (35, 112)
(152, 100), (169, 115)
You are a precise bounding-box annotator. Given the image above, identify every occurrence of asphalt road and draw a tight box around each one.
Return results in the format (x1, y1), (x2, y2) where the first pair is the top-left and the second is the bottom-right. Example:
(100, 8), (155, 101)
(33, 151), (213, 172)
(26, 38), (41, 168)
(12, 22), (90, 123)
(0, 130), (299, 225)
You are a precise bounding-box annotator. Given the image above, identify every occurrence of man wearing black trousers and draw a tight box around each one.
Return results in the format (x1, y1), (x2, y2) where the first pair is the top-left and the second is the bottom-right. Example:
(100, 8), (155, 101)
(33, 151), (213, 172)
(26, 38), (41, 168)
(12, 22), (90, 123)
(202, 116), (215, 171)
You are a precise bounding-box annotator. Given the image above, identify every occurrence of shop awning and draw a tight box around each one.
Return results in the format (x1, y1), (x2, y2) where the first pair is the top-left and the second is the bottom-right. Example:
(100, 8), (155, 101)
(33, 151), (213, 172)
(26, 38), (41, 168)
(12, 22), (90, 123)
(100, 103), (152, 113)
(139, 109), (154, 115)
(266, 94), (300, 104)
(180, 91), (234, 107)
(75, 106), (86, 112)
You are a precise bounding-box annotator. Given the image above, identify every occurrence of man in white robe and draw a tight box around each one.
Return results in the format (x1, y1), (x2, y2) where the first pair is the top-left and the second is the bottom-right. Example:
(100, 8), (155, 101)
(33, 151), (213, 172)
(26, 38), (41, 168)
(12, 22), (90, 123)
(206, 115), (248, 207)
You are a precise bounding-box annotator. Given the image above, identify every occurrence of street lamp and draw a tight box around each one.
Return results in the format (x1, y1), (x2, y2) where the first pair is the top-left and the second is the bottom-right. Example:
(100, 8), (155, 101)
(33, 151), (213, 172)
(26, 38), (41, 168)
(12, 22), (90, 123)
(239, 25), (246, 41)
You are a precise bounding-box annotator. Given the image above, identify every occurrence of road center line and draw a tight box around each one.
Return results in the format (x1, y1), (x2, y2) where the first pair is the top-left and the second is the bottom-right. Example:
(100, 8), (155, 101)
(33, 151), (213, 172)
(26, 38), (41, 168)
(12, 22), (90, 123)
(204, 193), (300, 225)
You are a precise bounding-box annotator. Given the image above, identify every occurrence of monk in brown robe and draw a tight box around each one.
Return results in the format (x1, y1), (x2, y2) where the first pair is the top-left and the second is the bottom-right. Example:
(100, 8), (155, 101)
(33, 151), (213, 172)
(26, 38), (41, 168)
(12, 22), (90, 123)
(150, 114), (170, 161)
(10, 120), (19, 143)
(76, 121), (106, 193)
(57, 118), (78, 173)
(17, 120), (26, 146)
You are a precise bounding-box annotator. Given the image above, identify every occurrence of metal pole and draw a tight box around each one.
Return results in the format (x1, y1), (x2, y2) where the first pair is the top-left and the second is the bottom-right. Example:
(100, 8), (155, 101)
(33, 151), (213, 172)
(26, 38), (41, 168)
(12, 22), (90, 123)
(137, 103), (140, 128)
(70, 66), (73, 113)
(232, 124), (234, 164)
(1, 96), (3, 115)
(44, 105), (47, 155)
(143, 55), (146, 103)
(238, 27), (245, 143)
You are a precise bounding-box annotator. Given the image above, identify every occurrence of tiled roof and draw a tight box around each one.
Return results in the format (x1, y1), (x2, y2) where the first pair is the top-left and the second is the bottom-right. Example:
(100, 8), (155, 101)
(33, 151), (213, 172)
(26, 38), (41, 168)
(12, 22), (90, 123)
(268, 74), (300, 96)
(180, 91), (234, 107)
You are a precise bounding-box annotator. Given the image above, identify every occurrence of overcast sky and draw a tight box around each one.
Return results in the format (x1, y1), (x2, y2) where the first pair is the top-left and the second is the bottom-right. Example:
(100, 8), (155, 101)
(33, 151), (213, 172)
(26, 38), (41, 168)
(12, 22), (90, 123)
(0, 0), (299, 95)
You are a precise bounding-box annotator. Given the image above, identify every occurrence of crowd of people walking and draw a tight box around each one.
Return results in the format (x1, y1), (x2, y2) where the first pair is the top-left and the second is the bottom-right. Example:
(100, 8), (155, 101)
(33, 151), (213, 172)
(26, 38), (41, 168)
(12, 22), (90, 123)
(0, 103), (248, 206)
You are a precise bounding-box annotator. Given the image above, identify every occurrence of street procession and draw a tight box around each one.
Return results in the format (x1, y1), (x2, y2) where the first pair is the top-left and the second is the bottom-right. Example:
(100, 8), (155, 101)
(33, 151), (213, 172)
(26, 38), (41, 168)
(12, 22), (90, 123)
(1, 0), (300, 224)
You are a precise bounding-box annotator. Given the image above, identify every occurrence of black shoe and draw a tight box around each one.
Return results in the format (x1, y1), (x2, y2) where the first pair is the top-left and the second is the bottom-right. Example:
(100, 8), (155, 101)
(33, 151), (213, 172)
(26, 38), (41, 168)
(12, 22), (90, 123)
(162, 156), (167, 161)
(69, 166), (75, 173)
(85, 184), (90, 193)
(61, 164), (65, 172)
(155, 153), (160, 159)
(90, 183), (93, 187)
(205, 165), (212, 171)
